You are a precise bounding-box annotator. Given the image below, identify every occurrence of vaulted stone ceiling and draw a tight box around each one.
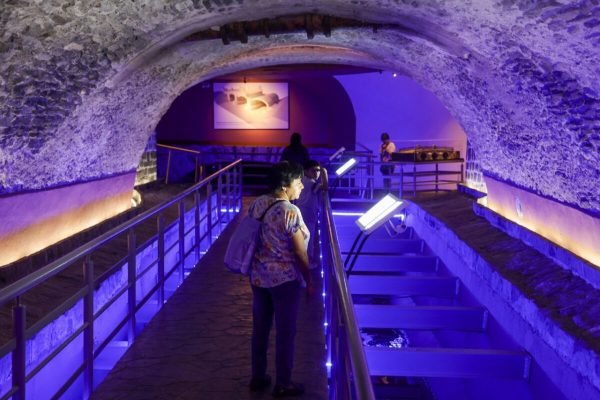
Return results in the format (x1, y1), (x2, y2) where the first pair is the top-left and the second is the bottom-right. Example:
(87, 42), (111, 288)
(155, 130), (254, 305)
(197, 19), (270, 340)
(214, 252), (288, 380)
(1, 0), (598, 212)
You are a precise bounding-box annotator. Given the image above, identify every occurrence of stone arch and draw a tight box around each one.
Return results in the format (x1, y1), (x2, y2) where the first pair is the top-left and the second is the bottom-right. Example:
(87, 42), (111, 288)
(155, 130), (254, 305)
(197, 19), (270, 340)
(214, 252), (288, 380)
(1, 7), (599, 394)
(2, 1), (599, 214)
(1, 1), (598, 214)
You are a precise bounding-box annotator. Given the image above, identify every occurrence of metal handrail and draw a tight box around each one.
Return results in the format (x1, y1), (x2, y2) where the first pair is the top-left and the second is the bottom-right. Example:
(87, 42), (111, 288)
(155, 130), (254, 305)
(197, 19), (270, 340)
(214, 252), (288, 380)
(321, 192), (376, 400)
(354, 141), (373, 153)
(157, 143), (204, 184)
(329, 157), (464, 200)
(0, 160), (241, 308)
(0, 160), (243, 400)
(156, 143), (202, 154)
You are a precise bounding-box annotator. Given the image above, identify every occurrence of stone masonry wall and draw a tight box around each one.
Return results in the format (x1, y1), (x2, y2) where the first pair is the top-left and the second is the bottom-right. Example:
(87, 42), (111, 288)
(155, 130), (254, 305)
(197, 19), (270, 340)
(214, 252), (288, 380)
(135, 132), (157, 187)
(407, 198), (600, 399)
(0, 0), (598, 214)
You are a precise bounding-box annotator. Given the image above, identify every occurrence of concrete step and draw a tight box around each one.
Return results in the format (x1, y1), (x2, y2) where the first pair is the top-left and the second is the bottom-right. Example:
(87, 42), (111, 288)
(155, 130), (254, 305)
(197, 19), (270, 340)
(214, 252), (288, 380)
(365, 346), (530, 380)
(355, 304), (487, 331)
(341, 238), (424, 255)
(350, 255), (438, 274)
(349, 276), (459, 298)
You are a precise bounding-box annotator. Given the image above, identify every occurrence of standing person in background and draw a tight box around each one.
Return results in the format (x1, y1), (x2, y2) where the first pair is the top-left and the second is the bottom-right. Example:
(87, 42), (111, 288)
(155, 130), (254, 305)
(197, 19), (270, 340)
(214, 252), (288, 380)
(296, 160), (328, 276)
(281, 132), (309, 167)
(247, 161), (313, 397)
(380, 132), (396, 192)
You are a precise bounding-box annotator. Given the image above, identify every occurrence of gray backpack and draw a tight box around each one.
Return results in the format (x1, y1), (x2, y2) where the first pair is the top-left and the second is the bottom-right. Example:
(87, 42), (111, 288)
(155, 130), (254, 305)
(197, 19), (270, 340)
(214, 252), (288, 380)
(224, 200), (284, 275)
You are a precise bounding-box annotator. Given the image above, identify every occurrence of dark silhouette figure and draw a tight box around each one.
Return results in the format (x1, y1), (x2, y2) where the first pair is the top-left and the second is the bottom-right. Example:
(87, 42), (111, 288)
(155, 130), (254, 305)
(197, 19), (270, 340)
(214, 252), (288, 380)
(281, 132), (309, 167)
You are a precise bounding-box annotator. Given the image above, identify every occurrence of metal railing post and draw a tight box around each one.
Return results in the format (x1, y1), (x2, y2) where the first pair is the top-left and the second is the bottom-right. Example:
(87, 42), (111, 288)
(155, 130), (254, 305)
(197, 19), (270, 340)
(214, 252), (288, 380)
(165, 150), (172, 184)
(400, 165), (404, 199)
(217, 172), (223, 225)
(83, 257), (94, 399)
(238, 164), (244, 206)
(127, 229), (137, 344)
(231, 168), (236, 214)
(436, 162), (439, 192)
(225, 171), (232, 221)
(369, 161), (374, 200)
(207, 183), (213, 245)
(236, 164), (242, 210)
(231, 167), (236, 214)
(178, 201), (186, 282)
(413, 163), (417, 197)
(194, 192), (201, 260)
(157, 214), (165, 306)
(237, 165), (241, 206)
(12, 299), (26, 400)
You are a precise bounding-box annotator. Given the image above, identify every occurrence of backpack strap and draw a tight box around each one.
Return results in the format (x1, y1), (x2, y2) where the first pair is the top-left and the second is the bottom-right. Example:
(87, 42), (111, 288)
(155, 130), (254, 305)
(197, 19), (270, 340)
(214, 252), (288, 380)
(258, 199), (286, 221)
(254, 199), (286, 254)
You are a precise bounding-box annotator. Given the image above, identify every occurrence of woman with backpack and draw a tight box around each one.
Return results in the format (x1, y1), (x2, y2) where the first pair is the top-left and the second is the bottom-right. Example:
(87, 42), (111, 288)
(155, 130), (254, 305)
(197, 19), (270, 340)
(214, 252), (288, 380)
(247, 161), (314, 397)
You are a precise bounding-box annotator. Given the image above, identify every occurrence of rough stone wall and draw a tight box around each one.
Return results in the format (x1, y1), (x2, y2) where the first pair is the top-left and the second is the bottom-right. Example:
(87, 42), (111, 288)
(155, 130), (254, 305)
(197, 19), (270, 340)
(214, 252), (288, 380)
(134, 133), (157, 187)
(465, 141), (486, 192)
(0, 0), (598, 213)
(408, 198), (600, 399)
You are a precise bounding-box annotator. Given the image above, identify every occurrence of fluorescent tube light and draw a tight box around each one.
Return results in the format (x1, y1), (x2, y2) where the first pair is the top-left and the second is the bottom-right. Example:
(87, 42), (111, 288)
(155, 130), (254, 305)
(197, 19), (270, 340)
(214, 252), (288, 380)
(329, 147), (346, 161)
(335, 158), (357, 177)
(355, 194), (408, 235)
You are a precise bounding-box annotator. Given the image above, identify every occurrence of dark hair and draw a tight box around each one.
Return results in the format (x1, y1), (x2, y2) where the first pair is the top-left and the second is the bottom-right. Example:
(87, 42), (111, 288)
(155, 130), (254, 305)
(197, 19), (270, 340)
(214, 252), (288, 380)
(290, 132), (302, 147)
(381, 132), (390, 141)
(303, 159), (320, 170)
(267, 161), (304, 192)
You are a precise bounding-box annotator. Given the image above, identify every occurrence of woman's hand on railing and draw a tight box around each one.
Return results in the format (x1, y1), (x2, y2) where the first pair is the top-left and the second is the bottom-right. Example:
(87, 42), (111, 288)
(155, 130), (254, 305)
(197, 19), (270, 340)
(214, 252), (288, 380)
(320, 168), (329, 190)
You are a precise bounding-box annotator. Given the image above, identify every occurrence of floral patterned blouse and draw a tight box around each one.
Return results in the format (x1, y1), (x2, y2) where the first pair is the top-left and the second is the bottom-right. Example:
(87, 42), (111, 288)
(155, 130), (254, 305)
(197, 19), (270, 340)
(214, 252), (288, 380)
(249, 195), (310, 288)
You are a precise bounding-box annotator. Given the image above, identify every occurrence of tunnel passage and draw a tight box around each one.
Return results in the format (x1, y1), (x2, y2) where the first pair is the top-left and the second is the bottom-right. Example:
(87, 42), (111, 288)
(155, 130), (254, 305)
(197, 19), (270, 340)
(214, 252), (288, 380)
(0, 1), (599, 398)
(1, 1), (598, 211)
(1, 0), (598, 267)
(0, 2), (597, 291)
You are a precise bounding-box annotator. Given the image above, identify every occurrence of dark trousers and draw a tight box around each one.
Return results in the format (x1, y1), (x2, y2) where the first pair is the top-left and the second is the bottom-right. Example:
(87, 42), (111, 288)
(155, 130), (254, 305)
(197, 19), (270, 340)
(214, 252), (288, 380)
(251, 280), (301, 386)
(380, 164), (394, 191)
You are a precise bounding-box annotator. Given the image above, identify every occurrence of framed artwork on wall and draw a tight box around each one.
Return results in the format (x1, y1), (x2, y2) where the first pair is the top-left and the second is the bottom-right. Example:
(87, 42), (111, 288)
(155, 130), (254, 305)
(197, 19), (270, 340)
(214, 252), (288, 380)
(213, 82), (289, 129)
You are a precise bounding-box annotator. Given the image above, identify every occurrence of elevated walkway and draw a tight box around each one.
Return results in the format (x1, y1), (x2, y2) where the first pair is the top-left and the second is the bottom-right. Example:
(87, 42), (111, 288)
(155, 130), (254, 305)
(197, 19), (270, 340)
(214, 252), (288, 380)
(68, 192), (600, 399)
(91, 203), (328, 400)
(3, 184), (598, 400)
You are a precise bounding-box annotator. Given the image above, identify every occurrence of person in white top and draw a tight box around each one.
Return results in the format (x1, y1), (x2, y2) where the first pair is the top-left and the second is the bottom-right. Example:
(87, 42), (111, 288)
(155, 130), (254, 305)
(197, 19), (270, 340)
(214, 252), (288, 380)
(295, 160), (328, 271)
(380, 132), (396, 191)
